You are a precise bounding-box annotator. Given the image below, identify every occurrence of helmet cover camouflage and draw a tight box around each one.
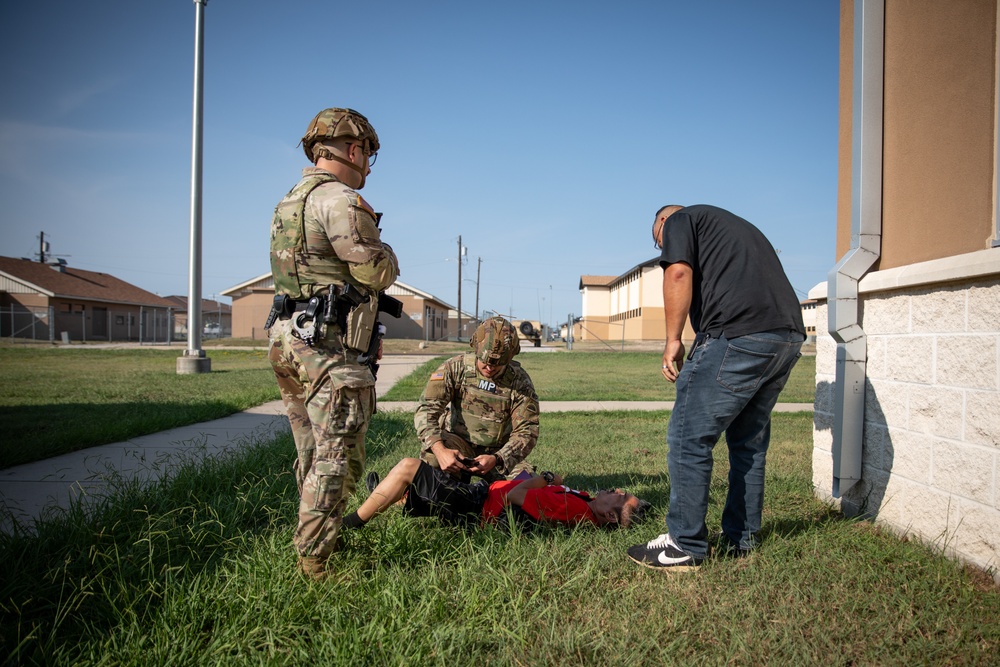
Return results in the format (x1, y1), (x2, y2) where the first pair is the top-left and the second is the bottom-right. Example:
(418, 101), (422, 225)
(300, 108), (380, 162)
(470, 316), (520, 366)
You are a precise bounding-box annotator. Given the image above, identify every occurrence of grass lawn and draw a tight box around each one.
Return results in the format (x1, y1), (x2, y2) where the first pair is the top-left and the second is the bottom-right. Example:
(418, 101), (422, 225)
(1, 410), (996, 665)
(0, 348), (279, 469)
(382, 352), (817, 403)
(1, 348), (814, 470)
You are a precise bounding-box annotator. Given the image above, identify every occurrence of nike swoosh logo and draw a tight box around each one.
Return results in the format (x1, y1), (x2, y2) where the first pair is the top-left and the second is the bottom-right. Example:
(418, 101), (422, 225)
(656, 550), (691, 565)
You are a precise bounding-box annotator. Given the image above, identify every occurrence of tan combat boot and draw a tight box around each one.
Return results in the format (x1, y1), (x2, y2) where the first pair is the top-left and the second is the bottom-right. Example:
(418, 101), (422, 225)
(298, 555), (328, 581)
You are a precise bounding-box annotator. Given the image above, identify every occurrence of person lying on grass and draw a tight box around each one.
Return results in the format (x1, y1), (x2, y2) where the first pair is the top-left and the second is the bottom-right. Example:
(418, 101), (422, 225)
(342, 458), (651, 532)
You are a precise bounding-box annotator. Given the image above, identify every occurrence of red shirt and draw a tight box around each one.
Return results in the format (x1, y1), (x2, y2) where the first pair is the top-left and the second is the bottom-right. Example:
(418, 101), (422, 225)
(481, 480), (596, 526)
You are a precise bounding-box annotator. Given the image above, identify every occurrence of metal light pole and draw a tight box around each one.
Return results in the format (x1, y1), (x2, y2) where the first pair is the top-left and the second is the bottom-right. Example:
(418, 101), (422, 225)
(178, 0), (211, 374)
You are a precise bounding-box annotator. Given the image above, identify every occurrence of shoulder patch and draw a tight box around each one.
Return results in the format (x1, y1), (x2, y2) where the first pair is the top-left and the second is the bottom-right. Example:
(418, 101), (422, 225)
(356, 195), (376, 218)
(430, 372), (445, 381)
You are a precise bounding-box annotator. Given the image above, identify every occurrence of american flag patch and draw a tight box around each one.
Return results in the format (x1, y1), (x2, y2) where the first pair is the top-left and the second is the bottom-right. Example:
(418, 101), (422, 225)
(430, 372), (445, 381)
(357, 195), (376, 217)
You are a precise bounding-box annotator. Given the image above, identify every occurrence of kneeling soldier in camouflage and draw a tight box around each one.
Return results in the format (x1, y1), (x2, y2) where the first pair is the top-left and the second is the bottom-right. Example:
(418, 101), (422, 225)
(413, 316), (540, 484)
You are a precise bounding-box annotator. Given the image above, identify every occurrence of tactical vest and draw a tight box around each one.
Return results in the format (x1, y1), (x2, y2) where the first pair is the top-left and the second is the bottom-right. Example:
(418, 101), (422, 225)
(270, 172), (352, 299)
(454, 352), (514, 448)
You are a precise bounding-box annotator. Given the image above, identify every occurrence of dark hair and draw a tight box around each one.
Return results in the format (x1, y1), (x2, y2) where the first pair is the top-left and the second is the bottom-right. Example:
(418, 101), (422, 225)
(619, 496), (651, 528)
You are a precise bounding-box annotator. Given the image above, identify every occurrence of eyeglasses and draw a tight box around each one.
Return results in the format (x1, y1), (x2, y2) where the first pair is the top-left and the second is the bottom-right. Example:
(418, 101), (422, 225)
(349, 142), (377, 167)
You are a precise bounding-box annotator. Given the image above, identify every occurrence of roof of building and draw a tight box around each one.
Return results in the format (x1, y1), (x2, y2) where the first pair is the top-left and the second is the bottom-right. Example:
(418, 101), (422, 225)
(579, 258), (661, 291)
(220, 272), (272, 297)
(578, 275), (618, 288)
(163, 295), (232, 314)
(221, 273), (457, 312)
(0, 255), (175, 307)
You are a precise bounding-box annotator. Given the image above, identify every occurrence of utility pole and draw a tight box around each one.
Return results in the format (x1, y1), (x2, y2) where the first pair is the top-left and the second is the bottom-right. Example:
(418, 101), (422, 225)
(178, 0), (211, 374)
(457, 235), (462, 341)
(38, 232), (48, 263)
(475, 257), (481, 326)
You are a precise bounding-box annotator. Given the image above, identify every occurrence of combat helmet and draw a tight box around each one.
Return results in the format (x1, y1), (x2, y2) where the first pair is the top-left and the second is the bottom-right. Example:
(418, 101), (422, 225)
(470, 316), (521, 366)
(299, 107), (380, 164)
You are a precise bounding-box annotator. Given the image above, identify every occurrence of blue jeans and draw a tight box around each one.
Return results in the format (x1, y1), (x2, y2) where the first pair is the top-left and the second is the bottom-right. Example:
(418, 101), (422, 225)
(665, 329), (804, 558)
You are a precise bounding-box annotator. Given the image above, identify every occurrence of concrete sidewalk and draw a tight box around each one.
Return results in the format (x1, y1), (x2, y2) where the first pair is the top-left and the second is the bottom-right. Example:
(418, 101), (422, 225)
(376, 401), (815, 413)
(0, 352), (813, 534)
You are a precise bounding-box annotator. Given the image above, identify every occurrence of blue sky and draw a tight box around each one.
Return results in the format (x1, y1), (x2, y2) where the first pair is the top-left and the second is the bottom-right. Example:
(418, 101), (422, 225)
(0, 1), (839, 328)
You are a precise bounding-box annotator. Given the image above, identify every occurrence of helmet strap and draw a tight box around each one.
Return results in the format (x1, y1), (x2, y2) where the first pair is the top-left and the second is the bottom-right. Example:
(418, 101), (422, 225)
(316, 149), (367, 188)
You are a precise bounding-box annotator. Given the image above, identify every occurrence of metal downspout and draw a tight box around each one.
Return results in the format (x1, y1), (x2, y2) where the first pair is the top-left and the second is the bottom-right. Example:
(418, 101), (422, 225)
(827, 0), (884, 498)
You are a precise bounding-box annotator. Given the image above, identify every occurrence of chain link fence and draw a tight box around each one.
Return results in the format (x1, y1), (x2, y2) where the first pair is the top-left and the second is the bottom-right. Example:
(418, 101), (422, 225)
(1, 305), (177, 344)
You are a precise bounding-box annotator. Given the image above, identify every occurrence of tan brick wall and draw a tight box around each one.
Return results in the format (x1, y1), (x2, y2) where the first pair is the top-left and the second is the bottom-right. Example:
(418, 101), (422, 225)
(813, 274), (1000, 575)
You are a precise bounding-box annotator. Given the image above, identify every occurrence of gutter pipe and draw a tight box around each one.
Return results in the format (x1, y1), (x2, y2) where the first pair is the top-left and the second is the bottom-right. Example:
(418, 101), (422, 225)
(827, 0), (884, 498)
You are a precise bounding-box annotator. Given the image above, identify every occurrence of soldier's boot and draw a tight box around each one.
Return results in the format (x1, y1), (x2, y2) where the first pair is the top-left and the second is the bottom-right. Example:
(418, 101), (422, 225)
(298, 555), (328, 581)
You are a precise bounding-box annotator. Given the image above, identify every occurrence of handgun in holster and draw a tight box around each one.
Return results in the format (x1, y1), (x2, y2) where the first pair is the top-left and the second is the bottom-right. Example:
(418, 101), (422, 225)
(333, 283), (369, 331)
(358, 293), (404, 379)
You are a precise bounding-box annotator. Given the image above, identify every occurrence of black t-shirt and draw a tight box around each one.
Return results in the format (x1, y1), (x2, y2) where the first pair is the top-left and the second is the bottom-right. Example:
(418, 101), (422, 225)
(659, 205), (805, 339)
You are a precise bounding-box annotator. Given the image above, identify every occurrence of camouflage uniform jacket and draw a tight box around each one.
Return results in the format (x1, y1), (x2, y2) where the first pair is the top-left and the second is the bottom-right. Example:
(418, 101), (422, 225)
(415, 352), (540, 470)
(270, 167), (398, 301)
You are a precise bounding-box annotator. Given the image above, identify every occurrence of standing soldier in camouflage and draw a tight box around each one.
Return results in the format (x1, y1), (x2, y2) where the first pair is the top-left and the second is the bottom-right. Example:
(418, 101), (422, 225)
(267, 107), (399, 580)
(411, 317), (540, 483)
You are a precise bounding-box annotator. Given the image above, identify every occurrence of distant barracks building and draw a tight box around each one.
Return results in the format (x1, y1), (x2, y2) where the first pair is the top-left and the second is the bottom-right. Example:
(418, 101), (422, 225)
(222, 274), (472, 341)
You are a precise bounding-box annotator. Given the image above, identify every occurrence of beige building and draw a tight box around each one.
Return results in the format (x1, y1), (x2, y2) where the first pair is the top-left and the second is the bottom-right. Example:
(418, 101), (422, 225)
(579, 265), (816, 346)
(811, 0), (1000, 578)
(578, 261), (693, 344)
(221, 273), (462, 341)
(446, 307), (479, 341)
(220, 273), (275, 340)
(800, 299), (819, 342)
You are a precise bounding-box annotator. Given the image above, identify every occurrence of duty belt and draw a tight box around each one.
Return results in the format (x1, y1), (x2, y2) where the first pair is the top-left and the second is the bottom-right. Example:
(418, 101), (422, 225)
(278, 300), (315, 320)
(263, 284), (369, 346)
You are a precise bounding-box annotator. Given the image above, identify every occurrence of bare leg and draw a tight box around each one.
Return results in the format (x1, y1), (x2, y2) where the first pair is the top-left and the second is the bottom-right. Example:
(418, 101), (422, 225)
(355, 458), (422, 522)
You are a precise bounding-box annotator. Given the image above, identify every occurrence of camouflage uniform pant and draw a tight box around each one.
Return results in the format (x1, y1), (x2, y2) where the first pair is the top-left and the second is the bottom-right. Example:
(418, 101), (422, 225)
(420, 431), (535, 484)
(268, 320), (374, 559)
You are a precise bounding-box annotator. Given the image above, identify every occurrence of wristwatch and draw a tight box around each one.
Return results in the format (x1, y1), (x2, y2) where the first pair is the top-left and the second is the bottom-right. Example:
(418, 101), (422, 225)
(541, 471), (555, 484)
(493, 453), (504, 472)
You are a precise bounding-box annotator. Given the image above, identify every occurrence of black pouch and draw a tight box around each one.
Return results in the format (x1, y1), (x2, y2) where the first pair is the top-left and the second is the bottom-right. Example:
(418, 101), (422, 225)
(687, 332), (710, 361)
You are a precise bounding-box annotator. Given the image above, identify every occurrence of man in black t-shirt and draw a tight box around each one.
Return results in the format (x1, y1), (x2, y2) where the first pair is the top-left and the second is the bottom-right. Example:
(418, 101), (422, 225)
(627, 204), (805, 572)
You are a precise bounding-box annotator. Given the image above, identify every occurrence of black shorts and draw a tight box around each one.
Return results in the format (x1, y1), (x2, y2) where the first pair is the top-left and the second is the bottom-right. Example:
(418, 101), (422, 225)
(404, 461), (489, 526)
